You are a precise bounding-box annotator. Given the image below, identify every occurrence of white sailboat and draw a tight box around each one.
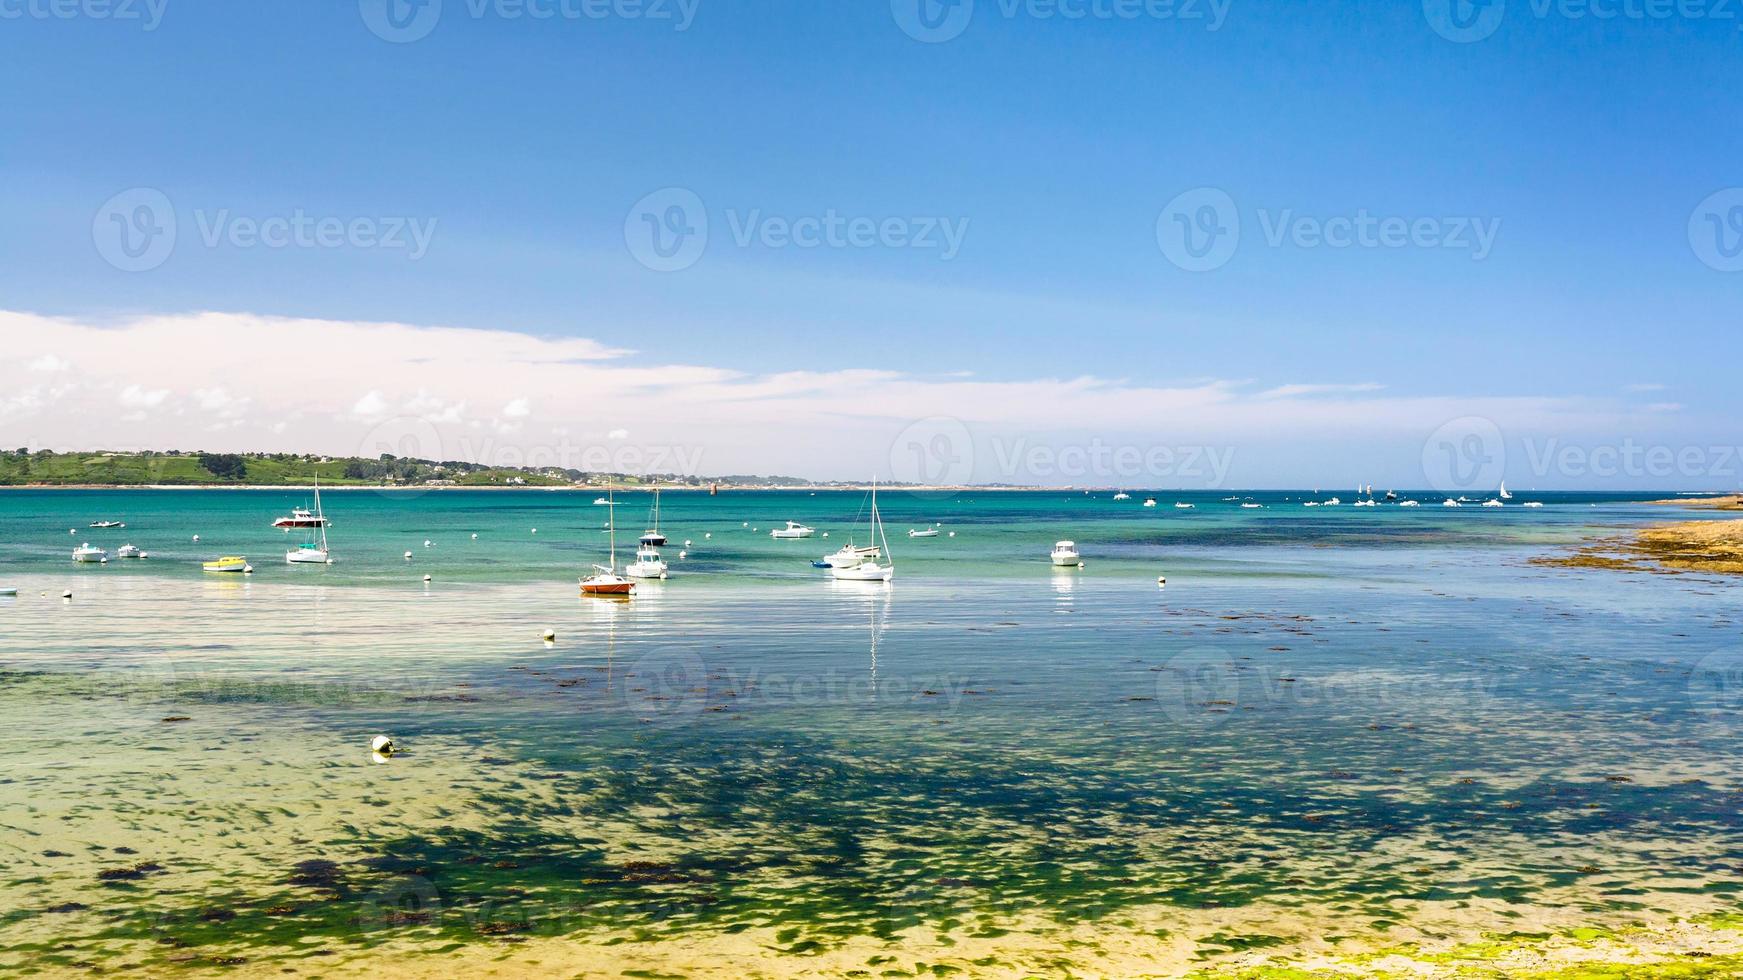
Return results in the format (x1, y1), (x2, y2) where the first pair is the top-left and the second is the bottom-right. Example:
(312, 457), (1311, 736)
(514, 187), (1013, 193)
(1499, 481), (1512, 500)
(639, 488), (668, 546)
(286, 476), (333, 564)
(581, 488), (635, 595)
(832, 480), (894, 583)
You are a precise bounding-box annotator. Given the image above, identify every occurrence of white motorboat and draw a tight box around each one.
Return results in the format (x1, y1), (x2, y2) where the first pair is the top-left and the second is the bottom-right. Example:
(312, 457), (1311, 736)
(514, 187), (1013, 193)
(1482, 498), (1504, 508)
(73, 543), (108, 563)
(1112, 492), (1130, 500)
(89, 520), (126, 529)
(1303, 501), (1320, 507)
(771, 521), (815, 539)
(1522, 501), (1544, 508)
(1398, 500), (1421, 507)
(1324, 497), (1341, 506)
(1353, 499), (1377, 508)
(1143, 498), (1157, 507)
(624, 545), (669, 579)
(593, 497), (611, 505)
(1050, 540), (1082, 566)
(581, 489), (636, 596)
(1174, 502), (1194, 509)
(832, 481), (894, 583)
(272, 505), (327, 529)
(1240, 502), (1262, 509)
(1442, 499), (1462, 508)
(286, 476), (333, 564)
(907, 527), (940, 538)
(116, 544), (147, 559)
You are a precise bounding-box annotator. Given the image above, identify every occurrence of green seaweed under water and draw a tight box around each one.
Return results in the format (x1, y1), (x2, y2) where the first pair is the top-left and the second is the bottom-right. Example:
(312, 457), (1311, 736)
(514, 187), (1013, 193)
(3, 491), (1742, 974)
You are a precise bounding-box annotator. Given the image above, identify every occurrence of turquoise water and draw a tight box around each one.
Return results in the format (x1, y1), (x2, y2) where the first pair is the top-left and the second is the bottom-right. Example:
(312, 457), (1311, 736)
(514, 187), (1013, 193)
(2, 489), (1741, 973)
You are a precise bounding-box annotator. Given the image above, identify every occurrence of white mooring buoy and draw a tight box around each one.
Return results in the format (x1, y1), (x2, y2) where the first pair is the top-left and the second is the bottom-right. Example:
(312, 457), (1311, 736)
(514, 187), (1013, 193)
(404, 550), (413, 560)
(541, 629), (556, 642)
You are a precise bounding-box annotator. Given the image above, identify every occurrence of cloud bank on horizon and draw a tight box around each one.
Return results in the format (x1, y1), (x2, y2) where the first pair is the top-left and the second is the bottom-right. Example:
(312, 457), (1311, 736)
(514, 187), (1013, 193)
(0, 309), (1714, 490)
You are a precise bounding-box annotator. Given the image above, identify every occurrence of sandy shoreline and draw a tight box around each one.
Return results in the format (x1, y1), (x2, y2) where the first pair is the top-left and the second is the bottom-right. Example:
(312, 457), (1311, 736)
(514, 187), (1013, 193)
(1537, 514), (1743, 575)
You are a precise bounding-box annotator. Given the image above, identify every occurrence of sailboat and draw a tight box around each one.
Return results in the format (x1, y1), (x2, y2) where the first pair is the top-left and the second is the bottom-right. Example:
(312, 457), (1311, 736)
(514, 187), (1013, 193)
(581, 488), (635, 596)
(832, 479), (894, 582)
(1499, 481), (1512, 500)
(639, 488), (668, 546)
(286, 476), (333, 564)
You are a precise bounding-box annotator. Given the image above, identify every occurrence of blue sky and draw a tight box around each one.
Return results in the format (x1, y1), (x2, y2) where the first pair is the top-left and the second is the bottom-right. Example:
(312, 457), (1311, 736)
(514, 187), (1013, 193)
(0, 0), (1739, 486)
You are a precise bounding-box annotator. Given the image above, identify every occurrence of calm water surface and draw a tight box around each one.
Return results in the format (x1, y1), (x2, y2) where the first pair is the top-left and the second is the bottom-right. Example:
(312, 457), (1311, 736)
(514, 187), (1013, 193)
(2, 489), (1741, 973)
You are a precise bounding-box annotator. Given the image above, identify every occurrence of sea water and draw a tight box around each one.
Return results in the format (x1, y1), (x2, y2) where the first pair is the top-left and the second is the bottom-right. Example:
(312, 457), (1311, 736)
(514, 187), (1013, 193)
(2, 489), (1740, 974)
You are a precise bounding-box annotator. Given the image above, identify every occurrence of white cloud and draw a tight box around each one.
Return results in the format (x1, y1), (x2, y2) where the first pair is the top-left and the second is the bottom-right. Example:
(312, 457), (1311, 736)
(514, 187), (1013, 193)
(1257, 382), (1385, 399)
(28, 354), (70, 373)
(351, 390), (389, 419)
(0, 308), (1703, 485)
(1644, 402), (1684, 413)
(1624, 383), (1667, 393)
(118, 384), (170, 408)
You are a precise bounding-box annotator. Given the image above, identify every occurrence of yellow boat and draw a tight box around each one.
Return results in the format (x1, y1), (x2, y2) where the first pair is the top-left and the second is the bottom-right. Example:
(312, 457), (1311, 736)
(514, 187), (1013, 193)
(202, 556), (250, 573)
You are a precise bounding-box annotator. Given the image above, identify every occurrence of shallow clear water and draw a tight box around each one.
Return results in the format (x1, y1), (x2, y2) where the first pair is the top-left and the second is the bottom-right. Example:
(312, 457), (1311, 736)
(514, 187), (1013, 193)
(2, 489), (1741, 973)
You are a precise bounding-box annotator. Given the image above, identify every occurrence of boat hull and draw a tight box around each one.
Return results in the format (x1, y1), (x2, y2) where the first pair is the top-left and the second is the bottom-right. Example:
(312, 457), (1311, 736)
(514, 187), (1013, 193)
(286, 549), (330, 564)
(273, 518), (327, 528)
(831, 563), (893, 582)
(580, 582), (635, 595)
(1051, 554), (1081, 566)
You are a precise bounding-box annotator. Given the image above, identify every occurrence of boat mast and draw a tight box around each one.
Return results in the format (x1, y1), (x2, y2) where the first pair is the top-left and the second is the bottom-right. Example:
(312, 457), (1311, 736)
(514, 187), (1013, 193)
(873, 477), (891, 566)
(315, 474), (329, 553)
(608, 486), (618, 572)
